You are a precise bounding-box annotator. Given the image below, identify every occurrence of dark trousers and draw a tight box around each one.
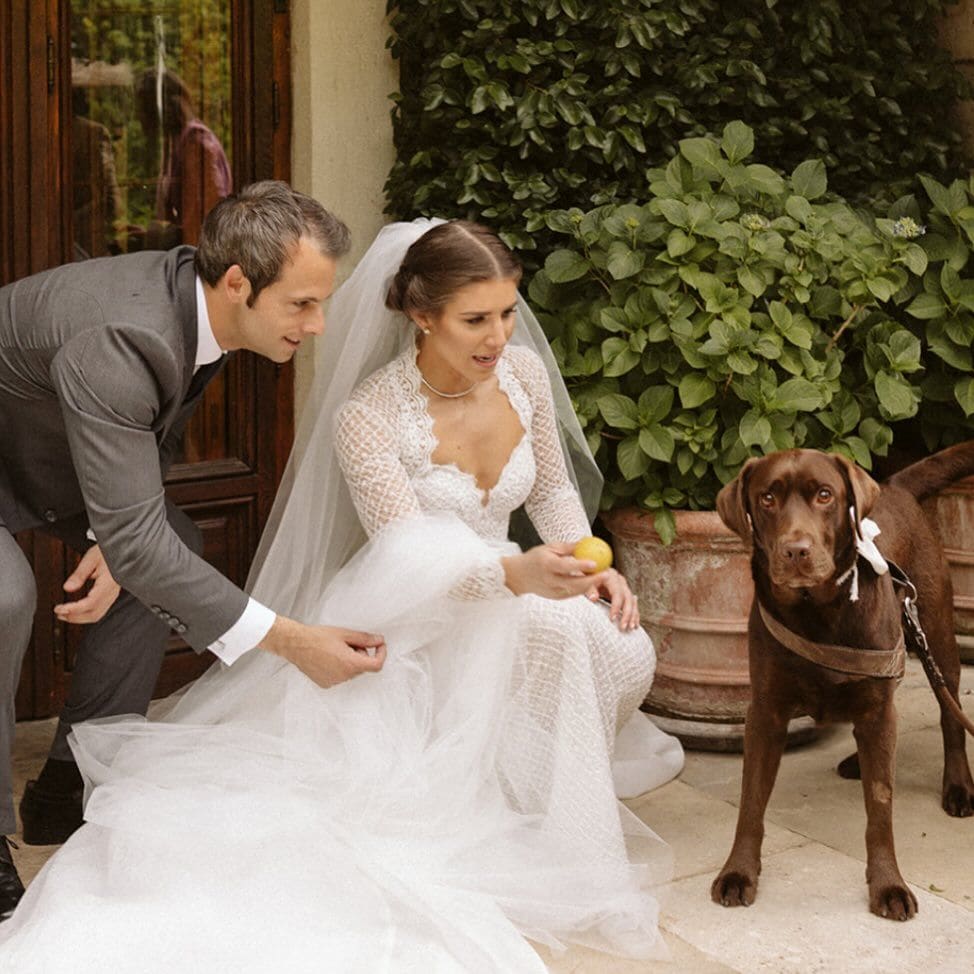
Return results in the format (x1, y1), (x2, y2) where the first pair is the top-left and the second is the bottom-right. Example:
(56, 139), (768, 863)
(0, 501), (202, 834)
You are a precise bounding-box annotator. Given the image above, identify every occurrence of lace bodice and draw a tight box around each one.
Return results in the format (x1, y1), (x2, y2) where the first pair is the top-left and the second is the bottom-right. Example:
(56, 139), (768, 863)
(335, 344), (590, 597)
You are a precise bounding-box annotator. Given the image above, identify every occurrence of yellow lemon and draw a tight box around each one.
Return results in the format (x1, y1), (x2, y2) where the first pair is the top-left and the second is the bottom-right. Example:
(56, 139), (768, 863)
(573, 535), (613, 573)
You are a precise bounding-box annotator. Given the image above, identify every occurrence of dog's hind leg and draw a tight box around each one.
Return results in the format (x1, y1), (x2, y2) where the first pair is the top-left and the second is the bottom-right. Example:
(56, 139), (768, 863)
(853, 698), (918, 920)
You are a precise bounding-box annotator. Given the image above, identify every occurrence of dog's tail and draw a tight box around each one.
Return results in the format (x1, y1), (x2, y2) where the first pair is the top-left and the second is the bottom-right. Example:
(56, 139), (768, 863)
(885, 439), (974, 501)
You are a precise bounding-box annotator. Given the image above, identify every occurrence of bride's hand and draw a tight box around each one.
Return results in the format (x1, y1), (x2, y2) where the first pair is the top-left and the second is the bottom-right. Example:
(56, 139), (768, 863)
(587, 568), (641, 632)
(501, 542), (609, 600)
(261, 617), (387, 687)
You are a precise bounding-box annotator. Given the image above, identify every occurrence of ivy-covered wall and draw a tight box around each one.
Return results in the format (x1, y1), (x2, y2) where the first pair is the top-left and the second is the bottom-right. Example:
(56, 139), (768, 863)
(386, 0), (970, 265)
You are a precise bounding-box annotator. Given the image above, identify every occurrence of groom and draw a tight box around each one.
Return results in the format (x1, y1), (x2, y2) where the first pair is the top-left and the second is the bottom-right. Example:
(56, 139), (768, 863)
(0, 180), (386, 916)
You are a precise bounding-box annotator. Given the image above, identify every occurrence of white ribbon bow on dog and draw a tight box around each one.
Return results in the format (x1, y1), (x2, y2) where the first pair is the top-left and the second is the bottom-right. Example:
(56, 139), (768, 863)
(837, 507), (888, 601)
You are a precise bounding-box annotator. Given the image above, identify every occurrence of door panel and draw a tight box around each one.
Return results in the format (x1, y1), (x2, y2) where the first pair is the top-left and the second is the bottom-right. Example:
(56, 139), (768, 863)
(1, 0), (293, 719)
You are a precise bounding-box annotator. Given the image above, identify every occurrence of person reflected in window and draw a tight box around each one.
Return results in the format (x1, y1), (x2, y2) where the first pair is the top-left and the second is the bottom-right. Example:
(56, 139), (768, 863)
(71, 86), (123, 260)
(135, 68), (232, 248)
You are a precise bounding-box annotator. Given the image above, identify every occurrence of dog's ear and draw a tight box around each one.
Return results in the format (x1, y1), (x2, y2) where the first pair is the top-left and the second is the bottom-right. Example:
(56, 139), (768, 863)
(717, 458), (760, 538)
(831, 453), (881, 519)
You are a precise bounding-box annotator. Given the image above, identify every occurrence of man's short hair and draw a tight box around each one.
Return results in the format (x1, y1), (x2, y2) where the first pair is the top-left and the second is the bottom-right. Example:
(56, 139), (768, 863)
(195, 181), (350, 305)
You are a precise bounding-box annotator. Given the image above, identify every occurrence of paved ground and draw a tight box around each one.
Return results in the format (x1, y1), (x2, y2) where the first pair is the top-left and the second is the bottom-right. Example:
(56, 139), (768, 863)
(10, 658), (974, 972)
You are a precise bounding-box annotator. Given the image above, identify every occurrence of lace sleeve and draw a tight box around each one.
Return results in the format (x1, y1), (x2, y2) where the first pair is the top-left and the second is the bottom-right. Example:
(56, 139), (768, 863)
(512, 348), (591, 543)
(335, 390), (511, 602)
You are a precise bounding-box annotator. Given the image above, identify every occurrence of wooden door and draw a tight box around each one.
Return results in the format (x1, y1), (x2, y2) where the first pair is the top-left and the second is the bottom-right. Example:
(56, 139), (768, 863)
(1, 0), (294, 717)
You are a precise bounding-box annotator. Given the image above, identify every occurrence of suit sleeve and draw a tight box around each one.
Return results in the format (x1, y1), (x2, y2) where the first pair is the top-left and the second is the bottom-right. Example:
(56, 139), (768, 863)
(50, 324), (248, 650)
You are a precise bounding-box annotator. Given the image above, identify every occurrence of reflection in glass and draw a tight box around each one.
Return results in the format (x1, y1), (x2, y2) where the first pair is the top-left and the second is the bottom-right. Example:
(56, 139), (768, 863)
(70, 1), (233, 256)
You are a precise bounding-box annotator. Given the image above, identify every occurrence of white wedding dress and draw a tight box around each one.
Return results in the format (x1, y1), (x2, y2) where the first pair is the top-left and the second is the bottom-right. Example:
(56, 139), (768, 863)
(0, 342), (683, 973)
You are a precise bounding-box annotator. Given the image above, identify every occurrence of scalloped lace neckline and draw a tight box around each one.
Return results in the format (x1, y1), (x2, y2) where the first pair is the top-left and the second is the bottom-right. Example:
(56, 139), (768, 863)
(403, 348), (528, 506)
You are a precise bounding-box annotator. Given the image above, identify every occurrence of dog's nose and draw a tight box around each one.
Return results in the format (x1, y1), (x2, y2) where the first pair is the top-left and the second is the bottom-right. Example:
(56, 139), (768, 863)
(782, 538), (812, 561)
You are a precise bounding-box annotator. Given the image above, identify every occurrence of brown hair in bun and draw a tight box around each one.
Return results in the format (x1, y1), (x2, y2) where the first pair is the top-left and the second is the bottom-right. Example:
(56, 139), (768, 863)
(385, 220), (522, 318)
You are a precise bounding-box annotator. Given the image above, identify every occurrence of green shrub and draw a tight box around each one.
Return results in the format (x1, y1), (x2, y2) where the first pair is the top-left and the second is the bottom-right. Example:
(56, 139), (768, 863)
(386, 0), (969, 270)
(527, 123), (974, 541)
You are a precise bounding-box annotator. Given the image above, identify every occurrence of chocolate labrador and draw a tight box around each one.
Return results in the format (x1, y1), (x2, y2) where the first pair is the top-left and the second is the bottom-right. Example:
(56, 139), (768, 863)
(711, 441), (974, 920)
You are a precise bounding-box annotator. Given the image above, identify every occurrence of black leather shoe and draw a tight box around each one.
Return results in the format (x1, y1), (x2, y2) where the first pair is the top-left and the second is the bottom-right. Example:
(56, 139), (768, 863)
(19, 779), (83, 846)
(0, 836), (25, 919)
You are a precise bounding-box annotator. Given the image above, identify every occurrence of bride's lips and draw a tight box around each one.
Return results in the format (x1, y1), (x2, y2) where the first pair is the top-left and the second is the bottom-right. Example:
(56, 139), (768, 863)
(473, 351), (501, 368)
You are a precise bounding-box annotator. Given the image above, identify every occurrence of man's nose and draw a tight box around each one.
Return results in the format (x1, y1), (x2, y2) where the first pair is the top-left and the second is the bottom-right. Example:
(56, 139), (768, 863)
(305, 305), (325, 335)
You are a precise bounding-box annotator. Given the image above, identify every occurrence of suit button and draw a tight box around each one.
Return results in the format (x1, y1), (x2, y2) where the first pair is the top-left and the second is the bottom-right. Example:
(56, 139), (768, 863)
(150, 605), (162, 615)
(44, 509), (57, 523)
(174, 623), (187, 635)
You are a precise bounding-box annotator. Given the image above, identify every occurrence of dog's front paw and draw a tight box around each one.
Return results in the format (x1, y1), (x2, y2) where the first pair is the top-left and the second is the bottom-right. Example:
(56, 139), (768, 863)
(711, 869), (758, 908)
(942, 782), (974, 818)
(869, 882), (918, 921)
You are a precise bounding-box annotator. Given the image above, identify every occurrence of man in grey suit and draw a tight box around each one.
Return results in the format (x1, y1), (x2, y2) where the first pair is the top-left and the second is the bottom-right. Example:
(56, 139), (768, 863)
(0, 180), (387, 916)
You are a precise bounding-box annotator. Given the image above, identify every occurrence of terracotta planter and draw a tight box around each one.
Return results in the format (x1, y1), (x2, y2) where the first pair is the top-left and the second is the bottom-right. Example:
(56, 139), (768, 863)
(922, 475), (974, 664)
(603, 507), (817, 752)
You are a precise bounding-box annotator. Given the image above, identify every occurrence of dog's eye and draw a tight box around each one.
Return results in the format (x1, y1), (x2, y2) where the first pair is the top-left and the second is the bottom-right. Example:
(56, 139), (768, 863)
(758, 491), (775, 508)
(816, 486), (834, 504)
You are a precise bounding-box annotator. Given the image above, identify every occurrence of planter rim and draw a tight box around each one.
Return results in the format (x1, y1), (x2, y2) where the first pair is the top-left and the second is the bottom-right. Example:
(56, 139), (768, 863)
(603, 506), (745, 545)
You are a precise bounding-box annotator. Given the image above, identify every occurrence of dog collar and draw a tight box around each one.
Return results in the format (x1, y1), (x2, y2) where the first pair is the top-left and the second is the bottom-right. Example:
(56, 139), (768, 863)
(757, 601), (906, 679)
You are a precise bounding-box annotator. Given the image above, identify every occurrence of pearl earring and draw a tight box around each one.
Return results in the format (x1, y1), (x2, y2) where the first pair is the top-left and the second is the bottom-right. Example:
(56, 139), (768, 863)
(421, 327), (431, 335)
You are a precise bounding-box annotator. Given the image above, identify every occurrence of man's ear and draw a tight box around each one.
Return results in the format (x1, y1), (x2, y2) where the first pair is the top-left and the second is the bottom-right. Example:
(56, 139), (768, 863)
(831, 453), (881, 519)
(716, 457), (759, 539)
(222, 264), (252, 305)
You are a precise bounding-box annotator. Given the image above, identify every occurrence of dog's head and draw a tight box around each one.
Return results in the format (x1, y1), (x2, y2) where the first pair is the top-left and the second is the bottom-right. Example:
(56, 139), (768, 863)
(717, 449), (881, 591)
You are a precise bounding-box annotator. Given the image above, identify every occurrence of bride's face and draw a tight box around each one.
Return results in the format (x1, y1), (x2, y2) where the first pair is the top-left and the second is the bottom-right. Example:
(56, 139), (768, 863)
(414, 277), (518, 391)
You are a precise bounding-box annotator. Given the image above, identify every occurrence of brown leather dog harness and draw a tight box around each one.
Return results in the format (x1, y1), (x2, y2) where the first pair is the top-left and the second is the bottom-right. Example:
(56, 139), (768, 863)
(757, 601), (906, 679)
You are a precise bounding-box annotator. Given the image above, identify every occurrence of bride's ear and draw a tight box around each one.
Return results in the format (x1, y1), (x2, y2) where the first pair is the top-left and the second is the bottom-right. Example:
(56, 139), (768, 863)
(412, 313), (433, 336)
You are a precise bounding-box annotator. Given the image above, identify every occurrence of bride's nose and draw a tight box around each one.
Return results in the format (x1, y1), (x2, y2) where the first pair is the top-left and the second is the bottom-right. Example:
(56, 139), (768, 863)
(485, 317), (507, 349)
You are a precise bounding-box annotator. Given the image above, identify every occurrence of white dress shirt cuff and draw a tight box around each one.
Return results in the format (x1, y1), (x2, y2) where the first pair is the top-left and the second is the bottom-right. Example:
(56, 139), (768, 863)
(207, 598), (276, 665)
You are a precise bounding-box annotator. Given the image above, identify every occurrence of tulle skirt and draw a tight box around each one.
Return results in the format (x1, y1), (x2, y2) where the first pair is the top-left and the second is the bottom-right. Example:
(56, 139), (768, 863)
(0, 514), (683, 972)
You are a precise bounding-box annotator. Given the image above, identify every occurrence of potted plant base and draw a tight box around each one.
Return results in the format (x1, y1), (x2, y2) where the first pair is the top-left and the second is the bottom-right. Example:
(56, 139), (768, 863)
(604, 508), (818, 752)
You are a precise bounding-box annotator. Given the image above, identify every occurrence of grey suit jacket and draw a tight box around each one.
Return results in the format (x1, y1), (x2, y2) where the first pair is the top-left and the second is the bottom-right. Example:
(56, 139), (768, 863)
(0, 248), (247, 650)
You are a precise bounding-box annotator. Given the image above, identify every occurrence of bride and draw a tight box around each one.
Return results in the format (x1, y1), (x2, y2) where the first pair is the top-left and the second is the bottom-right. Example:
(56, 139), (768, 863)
(0, 219), (683, 972)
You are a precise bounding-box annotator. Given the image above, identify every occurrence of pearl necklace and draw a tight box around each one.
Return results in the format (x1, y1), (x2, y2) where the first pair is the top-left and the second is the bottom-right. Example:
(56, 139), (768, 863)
(420, 375), (476, 399)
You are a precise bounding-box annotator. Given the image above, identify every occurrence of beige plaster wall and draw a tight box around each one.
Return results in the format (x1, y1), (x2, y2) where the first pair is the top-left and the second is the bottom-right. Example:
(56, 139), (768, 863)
(289, 0), (398, 417)
(940, 0), (974, 158)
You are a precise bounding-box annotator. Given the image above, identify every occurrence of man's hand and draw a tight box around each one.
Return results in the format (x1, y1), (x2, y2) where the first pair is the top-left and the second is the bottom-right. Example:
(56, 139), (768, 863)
(54, 544), (121, 625)
(261, 616), (387, 688)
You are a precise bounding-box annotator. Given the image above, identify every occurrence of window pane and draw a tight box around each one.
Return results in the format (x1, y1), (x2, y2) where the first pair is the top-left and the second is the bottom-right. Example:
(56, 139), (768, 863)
(70, 0), (233, 257)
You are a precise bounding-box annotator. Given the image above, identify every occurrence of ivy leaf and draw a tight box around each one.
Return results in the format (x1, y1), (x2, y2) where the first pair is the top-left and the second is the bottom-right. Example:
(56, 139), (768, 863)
(602, 338), (641, 377)
(598, 393), (639, 430)
(772, 378), (822, 412)
(875, 371), (919, 418)
(606, 240), (645, 279)
(656, 198), (689, 228)
(899, 244), (928, 277)
(737, 265), (766, 296)
(906, 293), (946, 320)
(678, 373), (716, 408)
(721, 120), (754, 164)
(638, 385), (675, 423)
(545, 249), (590, 283)
(617, 435), (650, 480)
(745, 164), (785, 196)
(653, 509), (676, 546)
(790, 159), (827, 200)
(639, 425), (675, 462)
(679, 137), (722, 173)
(955, 377), (974, 416)
(740, 410), (772, 447)
(599, 307), (630, 333)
